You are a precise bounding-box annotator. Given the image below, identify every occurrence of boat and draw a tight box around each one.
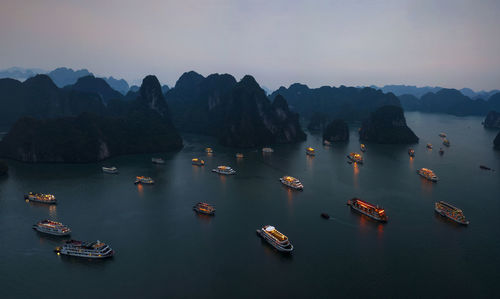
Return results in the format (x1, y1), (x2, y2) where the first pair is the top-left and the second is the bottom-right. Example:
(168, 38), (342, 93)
(439, 133), (446, 137)
(192, 158), (205, 166)
(408, 148), (415, 157)
(262, 147), (274, 153)
(347, 152), (363, 164)
(205, 147), (213, 153)
(152, 157), (165, 164)
(435, 201), (469, 225)
(193, 202), (215, 215)
(134, 176), (154, 184)
(54, 240), (114, 259)
(256, 225), (293, 252)
(235, 153), (244, 158)
(306, 147), (315, 156)
(443, 138), (450, 147)
(33, 220), (71, 236)
(479, 165), (492, 171)
(426, 143), (433, 149)
(417, 168), (438, 182)
(24, 192), (57, 205)
(360, 144), (366, 152)
(439, 148), (444, 155)
(321, 213), (330, 219)
(347, 198), (387, 222)
(280, 176), (304, 190)
(212, 166), (236, 175)
(102, 166), (118, 174)
(323, 140), (332, 146)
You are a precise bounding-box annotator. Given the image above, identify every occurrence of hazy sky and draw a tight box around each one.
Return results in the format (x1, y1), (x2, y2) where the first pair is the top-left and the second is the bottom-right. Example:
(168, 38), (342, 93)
(1, 0), (499, 90)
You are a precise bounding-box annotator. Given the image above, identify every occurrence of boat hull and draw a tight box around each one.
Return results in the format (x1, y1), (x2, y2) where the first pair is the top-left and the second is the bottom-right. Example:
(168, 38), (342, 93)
(211, 169), (236, 175)
(347, 201), (387, 222)
(33, 226), (71, 236)
(435, 208), (469, 225)
(256, 230), (293, 253)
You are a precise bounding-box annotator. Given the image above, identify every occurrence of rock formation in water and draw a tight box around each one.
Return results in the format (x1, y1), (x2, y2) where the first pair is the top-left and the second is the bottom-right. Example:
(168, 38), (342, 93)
(359, 105), (419, 144)
(495, 131), (500, 150)
(0, 160), (8, 176)
(323, 119), (349, 142)
(483, 111), (500, 128)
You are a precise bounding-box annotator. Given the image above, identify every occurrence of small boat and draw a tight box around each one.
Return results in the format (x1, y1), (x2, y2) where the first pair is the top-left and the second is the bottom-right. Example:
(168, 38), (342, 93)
(256, 225), (293, 252)
(347, 152), (363, 164)
(347, 198), (387, 222)
(152, 157), (165, 164)
(360, 144), (366, 152)
(24, 192), (57, 205)
(212, 166), (236, 175)
(479, 165), (492, 171)
(408, 148), (415, 157)
(235, 153), (244, 158)
(205, 147), (213, 153)
(262, 147), (274, 153)
(417, 168), (438, 182)
(442, 138), (450, 147)
(435, 201), (469, 225)
(102, 166), (118, 174)
(426, 143), (433, 149)
(134, 176), (154, 184)
(439, 148), (444, 155)
(439, 133), (447, 137)
(192, 158), (205, 166)
(193, 202), (215, 215)
(321, 213), (330, 219)
(306, 147), (315, 156)
(54, 240), (114, 259)
(323, 140), (332, 146)
(280, 176), (304, 190)
(33, 220), (71, 236)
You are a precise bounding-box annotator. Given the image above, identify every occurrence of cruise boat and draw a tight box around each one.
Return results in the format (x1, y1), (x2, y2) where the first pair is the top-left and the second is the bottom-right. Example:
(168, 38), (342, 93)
(235, 153), (244, 158)
(152, 157), (165, 164)
(439, 132), (447, 137)
(193, 202), (215, 215)
(256, 225), (293, 252)
(408, 148), (415, 157)
(306, 147), (315, 156)
(426, 143), (433, 149)
(54, 240), (114, 259)
(347, 198), (388, 222)
(443, 138), (450, 147)
(435, 201), (469, 225)
(192, 158), (205, 166)
(205, 147), (213, 153)
(212, 166), (236, 175)
(262, 147), (274, 153)
(280, 176), (304, 190)
(417, 168), (438, 182)
(134, 176), (154, 184)
(347, 152), (363, 164)
(33, 220), (71, 236)
(24, 192), (57, 205)
(102, 166), (118, 174)
(360, 144), (366, 152)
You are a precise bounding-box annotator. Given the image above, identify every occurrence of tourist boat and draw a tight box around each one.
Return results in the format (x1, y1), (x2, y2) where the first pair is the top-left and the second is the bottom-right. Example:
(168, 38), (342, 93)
(347, 152), (363, 164)
(102, 166), (118, 174)
(262, 147), (274, 153)
(439, 133), (447, 137)
(134, 176), (154, 184)
(439, 148), (444, 155)
(443, 138), (450, 147)
(435, 201), (469, 225)
(417, 168), (438, 182)
(33, 219), (71, 236)
(235, 153), (244, 158)
(321, 213), (330, 219)
(426, 143), (433, 149)
(212, 166), (236, 175)
(479, 165), (492, 170)
(54, 240), (114, 259)
(193, 202), (215, 215)
(205, 147), (213, 153)
(306, 147), (315, 156)
(360, 144), (366, 152)
(24, 192), (57, 205)
(347, 198), (388, 222)
(256, 225), (293, 252)
(192, 158), (205, 166)
(323, 140), (332, 146)
(408, 148), (415, 157)
(280, 176), (304, 190)
(152, 157), (165, 164)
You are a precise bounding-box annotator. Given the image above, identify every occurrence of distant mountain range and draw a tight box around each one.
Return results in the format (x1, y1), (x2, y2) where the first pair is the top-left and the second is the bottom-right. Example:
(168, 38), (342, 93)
(370, 84), (499, 100)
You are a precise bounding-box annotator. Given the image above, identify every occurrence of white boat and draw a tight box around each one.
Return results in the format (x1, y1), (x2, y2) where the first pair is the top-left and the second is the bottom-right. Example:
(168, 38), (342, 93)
(54, 240), (114, 259)
(417, 168), (438, 182)
(280, 176), (304, 190)
(135, 176), (155, 184)
(24, 192), (57, 204)
(256, 225), (293, 252)
(102, 166), (118, 174)
(33, 219), (71, 236)
(262, 147), (274, 153)
(212, 166), (236, 175)
(152, 158), (165, 164)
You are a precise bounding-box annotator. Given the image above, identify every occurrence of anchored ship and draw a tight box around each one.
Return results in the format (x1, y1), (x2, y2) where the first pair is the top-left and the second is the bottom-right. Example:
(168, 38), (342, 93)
(408, 148), (415, 157)
(152, 157), (165, 164)
(212, 166), (236, 175)
(347, 198), (388, 222)
(235, 153), (244, 158)
(442, 138), (450, 147)
(347, 152), (363, 164)
(54, 240), (114, 259)
(24, 192), (57, 205)
(360, 144), (366, 152)
(256, 225), (293, 252)
(193, 202), (215, 215)
(417, 168), (438, 182)
(435, 201), (469, 225)
(102, 166), (118, 174)
(262, 147), (274, 153)
(192, 158), (205, 166)
(280, 176), (304, 190)
(135, 176), (154, 184)
(33, 220), (71, 236)
(205, 147), (213, 153)
(426, 143), (433, 149)
(306, 147), (315, 156)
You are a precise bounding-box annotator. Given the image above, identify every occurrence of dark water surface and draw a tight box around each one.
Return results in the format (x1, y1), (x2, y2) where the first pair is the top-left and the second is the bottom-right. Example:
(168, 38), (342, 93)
(1, 112), (499, 298)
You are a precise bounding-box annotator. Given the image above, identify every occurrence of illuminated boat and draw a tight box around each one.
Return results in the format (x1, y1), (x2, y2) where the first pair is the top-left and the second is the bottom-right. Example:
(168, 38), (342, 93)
(24, 192), (57, 205)
(134, 176), (154, 184)
(417, 168), (438, 182)
(426, 143), (433, 149)
(102, 166), (118, 174)
(236, 153), (244, 158)
(193, 202), (215, 215)
(205, 147), (213, 153)
(347, 152), (363, 164)
(192, 158), (205, 166)
(347, 198), (387, 222)
(33, 219), (71, 236)
(152, 157), (165, 164)
(360, 144), (366, 152)
(280, 176), (303, 190)
(54, 240), (114, 259)
(439, 133), (447, 137)
(442, 138), (450, 147)
(256, 225), (293, 252)
(408, 148), (415, 157)
(262, 147), (274, 153)
(435, 201), (469, 225)
(212, 166), (236, 175)
(306, 147), (315, 156)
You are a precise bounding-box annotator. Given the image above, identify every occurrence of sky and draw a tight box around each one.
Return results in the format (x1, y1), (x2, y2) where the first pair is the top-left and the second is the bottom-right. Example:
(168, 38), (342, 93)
(1, 0), (499, 90)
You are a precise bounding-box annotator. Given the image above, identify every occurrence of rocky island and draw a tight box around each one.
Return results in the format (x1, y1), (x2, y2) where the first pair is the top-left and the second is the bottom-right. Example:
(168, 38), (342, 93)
(495, 132), (500, 150)
(483, 111), (500, 128)
(0, 160), (7, 176)
(323, 119), (349, 142)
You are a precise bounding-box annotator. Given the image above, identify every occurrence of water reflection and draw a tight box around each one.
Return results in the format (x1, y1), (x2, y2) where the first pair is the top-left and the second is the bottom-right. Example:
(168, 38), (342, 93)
(136, 183), (144, 197)
(352, 162), (359, 188)
(259, 238), (294, 262)
(409, 156), (414, 169)
(420, 178), (433, 195)
(49, 205), (57, 219)
(194, 213), (214, 224)
(306, 155), (314, 171)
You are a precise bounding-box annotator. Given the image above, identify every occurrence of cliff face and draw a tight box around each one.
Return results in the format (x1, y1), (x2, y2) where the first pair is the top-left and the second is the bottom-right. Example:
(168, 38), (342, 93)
(323, 119), (349, 142)
(0, 160), (7, 176)
(495, 132), (500, 150)
(359, 105), (419, 144)
(64, 75), (123, 103)
(484, 111), (500, 128)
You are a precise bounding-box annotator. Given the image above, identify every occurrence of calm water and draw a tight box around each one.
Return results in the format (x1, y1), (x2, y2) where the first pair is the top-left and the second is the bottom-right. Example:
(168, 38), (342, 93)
(1, 112), (499, 298)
